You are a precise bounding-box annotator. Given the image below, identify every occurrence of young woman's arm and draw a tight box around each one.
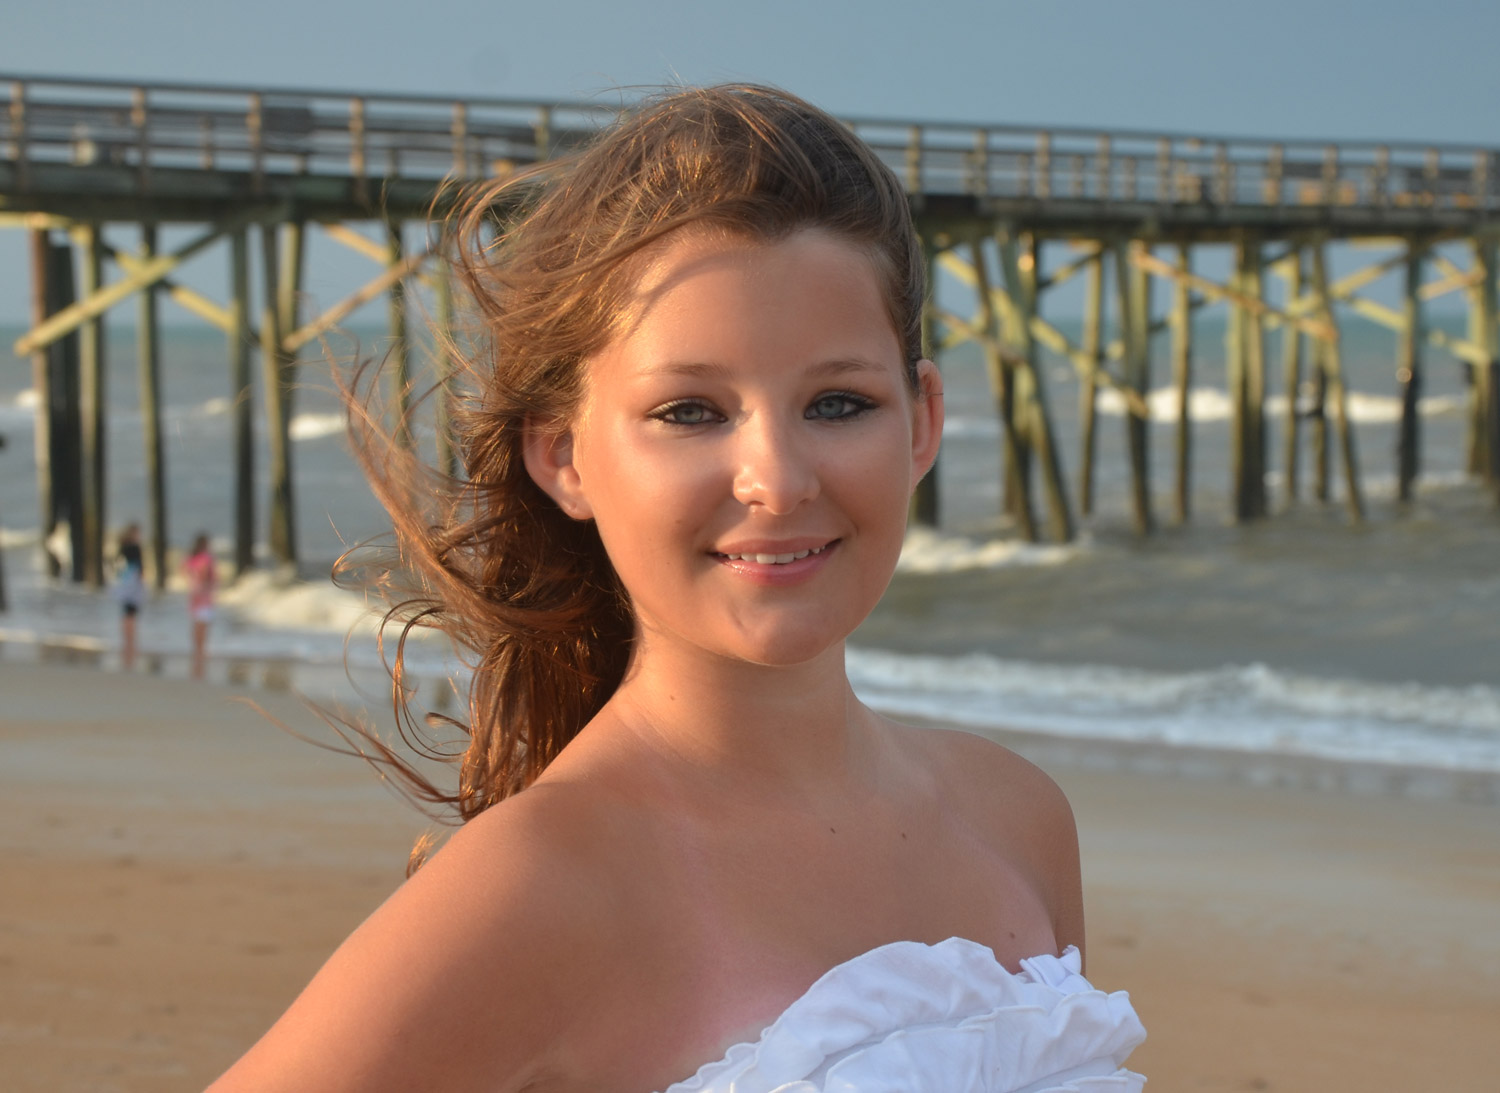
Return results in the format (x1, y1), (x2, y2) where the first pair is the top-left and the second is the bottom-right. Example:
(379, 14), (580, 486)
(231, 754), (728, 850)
(207, 789), (620, 1093)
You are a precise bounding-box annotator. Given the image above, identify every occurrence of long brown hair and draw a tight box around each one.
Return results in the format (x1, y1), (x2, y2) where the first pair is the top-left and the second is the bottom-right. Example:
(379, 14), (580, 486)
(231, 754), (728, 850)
(344, 84), (926, 858)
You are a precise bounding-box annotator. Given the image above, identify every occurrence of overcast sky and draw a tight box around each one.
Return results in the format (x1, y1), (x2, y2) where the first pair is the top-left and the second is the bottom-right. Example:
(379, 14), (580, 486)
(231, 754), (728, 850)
(6, 0), (1497, 140)
(3, 0), (1497, 325)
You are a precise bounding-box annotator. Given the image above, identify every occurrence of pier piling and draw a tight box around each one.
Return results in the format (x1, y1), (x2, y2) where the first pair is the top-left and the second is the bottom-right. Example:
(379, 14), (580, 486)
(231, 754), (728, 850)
(77, 223), (105, 587)
(1170, 244), (1192, 523)
(1281, 246), (1304, 504)
(136, 223), (167, 587)
(229, 226), (254, 576)
(1397, 243), (1425, 502)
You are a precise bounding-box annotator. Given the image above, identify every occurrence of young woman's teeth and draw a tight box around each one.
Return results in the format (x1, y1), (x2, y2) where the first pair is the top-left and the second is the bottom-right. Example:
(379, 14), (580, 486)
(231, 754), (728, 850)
(723, 545), (826, 565)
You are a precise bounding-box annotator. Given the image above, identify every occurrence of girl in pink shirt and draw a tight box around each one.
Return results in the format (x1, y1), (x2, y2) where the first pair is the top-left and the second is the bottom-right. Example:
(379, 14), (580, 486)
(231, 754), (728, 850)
(182, 532), (215, 679)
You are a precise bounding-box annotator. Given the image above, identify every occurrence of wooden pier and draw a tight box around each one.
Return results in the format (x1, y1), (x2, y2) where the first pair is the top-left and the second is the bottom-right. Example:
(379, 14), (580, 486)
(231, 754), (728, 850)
(3, 74), (1498, 587)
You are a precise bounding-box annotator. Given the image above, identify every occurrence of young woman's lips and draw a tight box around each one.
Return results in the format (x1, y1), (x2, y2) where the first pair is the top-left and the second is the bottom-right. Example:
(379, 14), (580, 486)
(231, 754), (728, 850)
(710, 539), (840, 585)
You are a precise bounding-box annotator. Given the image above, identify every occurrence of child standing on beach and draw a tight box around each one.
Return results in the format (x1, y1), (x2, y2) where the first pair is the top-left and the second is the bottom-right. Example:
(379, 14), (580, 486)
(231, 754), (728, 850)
(210, 85), (1143, 1092)
(182, 533), (215, 680)
(114, 523), (146, 671)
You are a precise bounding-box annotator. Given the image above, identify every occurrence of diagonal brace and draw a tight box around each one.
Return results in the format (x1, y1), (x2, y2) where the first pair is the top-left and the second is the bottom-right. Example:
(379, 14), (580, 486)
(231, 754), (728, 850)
(13, 205), (278, 357)
(283, 245), (433, 353)
(100, 238), (246, 338)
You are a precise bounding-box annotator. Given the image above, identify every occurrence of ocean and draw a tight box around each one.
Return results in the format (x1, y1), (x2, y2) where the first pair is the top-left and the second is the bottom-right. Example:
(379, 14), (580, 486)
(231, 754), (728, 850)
(1, 312), (1497, 796)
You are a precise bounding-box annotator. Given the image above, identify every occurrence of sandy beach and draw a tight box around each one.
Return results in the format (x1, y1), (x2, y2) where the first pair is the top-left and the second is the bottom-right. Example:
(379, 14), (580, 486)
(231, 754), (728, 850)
(2, 658), (1497, 1092)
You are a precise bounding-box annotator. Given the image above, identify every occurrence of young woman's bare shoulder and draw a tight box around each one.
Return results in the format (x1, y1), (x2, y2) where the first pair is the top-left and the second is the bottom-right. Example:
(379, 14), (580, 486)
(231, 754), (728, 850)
(910, 725), (1072, 816)
(893, 722), (1085, 953)
(208, 781), (642, 1093)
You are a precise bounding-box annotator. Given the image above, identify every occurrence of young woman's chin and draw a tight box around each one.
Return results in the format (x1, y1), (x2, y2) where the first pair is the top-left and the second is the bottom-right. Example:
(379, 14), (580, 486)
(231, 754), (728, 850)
(634, 610), (858, 673)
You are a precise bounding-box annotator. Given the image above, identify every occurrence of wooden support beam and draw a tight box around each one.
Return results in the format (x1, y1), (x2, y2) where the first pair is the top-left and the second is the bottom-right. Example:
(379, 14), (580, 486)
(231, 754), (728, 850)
(1425, 326), (1491, 367)
(229, 228), (255, 576)
(260, 223), (296, 567)
(76, 224), (106, 588)
(283, 244), (432, 353)
(1419, 266), (1480, 302)
(102, 239), (240, 337)
(278, 219), (307, 554)
(387, 219), (413, 448)
(1311, 343), (1331, 503)
(433, 246), (459, 478)
(1282, 247), (1304, 504)
(1110, 241), (1152, 533)
(1079, 251), (1104, 517)
(1243, 237), (1268, 519)
(934, 307), (987, 351)
(998, 231), (1074, 542)
(279, 221), (306, 344)
(1309, 239), (1365, 521)
(1036, 245), (1100, 293)
(1397, 245), (1425, 501)
(1274, 251), (1487, 362)
(322, 221), (390, 264)
(911, 237), (940, 527)
(43, 241), (86, 581)
(970, 237), (1034, 541)
(1024, 233), (1076, 542)
(27, 228), (58, 577)
(1226, 242), (1248, 519)
(1116, 240), (1154, 534)
(1432, 253), (1467, 281)
(1468, 237), (1499, 482)
(1489, 359), (1500, 502)
(1132, 248), (1333, 343)
(1326, 251), (1407, 300)
(0, 212), (74, 231)
(322, 220), (439, 290)
(1170, 244), (1193, 522)
(938, 249), (1147, 417)
(1344, 295), (1404, 331)
(1261, 245), (1299, 272)
(137, 225), (168, 589)
(14, 206), (271, 357)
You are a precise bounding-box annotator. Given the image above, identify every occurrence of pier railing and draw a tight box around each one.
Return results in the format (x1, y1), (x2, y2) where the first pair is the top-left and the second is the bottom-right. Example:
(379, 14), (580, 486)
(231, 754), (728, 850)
(2, 74), (615, 196)
(848, 120), (1499, 215)
(4, 74), (1498, 216)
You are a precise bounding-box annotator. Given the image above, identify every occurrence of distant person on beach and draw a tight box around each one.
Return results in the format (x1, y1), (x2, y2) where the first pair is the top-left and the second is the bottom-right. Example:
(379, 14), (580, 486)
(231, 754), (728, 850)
(114, 523), (146, 671)
(210, 86), (1143, 1092)
(182, 533), (215, 680)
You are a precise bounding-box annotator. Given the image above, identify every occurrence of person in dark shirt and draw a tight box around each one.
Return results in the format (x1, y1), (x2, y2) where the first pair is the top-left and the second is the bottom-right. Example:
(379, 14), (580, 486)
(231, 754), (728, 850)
(115, 523), (146, 671)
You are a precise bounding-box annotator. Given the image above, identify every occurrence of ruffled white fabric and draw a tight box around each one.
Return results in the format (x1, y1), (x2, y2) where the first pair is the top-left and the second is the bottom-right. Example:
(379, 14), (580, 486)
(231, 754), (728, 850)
(661, 939), (1145, 1093)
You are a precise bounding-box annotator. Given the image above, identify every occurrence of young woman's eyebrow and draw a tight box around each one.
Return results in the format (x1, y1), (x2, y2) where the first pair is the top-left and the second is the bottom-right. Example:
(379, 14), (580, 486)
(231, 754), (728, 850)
(645, 357), (886, 379)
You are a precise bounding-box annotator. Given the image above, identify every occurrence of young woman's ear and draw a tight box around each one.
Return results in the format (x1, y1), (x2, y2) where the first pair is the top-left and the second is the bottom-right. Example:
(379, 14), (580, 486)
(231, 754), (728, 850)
(522, 418), (594, 520)
(909, 359), (944, 490)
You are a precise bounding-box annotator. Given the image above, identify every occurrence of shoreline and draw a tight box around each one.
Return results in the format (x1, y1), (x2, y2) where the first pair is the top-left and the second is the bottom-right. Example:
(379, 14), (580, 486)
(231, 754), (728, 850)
(3, 625), (1498, 808)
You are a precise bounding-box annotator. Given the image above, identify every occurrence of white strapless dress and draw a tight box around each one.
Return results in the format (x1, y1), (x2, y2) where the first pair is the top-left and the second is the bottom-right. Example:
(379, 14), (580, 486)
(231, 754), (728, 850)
(660, 938), (1145, 1093)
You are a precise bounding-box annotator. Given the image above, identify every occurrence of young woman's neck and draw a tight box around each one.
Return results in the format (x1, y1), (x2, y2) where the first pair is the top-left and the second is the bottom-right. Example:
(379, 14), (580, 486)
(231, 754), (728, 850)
(599, 634), (881, 795)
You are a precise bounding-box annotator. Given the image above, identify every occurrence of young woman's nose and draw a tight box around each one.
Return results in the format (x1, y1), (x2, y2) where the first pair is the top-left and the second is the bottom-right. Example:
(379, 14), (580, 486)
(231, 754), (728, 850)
(730, 417), (820, 513)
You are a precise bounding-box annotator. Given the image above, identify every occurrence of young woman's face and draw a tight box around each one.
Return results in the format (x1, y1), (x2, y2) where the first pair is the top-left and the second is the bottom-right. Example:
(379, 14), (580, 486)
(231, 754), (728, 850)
(528, 228), (942, 668)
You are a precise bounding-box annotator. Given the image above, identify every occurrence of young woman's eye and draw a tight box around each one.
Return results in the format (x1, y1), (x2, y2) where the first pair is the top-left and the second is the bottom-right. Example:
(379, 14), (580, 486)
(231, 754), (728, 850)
(649, 400), (721, 426)
(806, 392), (875, 421)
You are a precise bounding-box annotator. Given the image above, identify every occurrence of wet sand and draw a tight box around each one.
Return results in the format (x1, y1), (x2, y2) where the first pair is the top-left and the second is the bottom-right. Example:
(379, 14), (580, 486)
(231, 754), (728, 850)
(1, 660), (1497, 1091)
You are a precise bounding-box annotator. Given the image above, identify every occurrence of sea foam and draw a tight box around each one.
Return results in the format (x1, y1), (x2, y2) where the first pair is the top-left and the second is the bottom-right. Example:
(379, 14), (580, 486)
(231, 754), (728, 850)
(845, 646), (1500, 774)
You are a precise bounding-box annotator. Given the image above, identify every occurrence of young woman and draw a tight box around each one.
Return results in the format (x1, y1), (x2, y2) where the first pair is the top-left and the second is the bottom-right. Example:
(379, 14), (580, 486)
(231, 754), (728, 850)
(210, 85), (1143, 1092)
